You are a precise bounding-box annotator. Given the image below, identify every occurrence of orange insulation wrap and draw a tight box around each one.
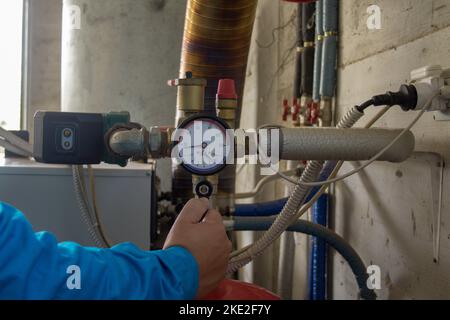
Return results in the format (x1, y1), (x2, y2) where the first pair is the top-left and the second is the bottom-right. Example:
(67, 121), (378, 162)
(180, 0), (258, 124)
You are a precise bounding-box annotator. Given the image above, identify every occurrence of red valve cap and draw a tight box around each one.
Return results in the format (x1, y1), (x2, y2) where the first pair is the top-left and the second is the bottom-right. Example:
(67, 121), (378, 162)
(217, 79), (238, 100)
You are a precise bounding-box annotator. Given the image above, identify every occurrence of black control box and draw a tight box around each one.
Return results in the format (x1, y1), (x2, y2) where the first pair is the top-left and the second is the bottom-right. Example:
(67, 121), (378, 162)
(33, 111), (104, 165)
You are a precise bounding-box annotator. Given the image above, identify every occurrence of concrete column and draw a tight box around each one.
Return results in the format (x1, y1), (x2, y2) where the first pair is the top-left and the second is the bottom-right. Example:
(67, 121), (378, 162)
(23, 0), (62, 140)
(61, 0), (186, 190)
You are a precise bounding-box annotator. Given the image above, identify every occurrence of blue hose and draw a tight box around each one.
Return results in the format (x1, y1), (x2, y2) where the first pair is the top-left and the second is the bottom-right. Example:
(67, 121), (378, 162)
(231, 217), (377, 300)
(308, 193), (328, 300)
(234, 161), (337, 217)
(233, 198), (289, 217)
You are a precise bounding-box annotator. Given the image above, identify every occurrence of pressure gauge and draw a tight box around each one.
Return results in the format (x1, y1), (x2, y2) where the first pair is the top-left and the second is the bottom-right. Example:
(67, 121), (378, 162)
(174, 114), (231, 176)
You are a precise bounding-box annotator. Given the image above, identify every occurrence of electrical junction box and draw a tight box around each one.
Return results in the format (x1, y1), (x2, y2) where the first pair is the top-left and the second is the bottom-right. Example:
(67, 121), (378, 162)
(0, 157), (157, 249)
(33, 111), (130, 166)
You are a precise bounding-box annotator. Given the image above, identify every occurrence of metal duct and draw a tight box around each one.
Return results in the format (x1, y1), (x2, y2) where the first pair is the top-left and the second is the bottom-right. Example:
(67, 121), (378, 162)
(180, 0), (258, 124)
(173, 0), (258, 208)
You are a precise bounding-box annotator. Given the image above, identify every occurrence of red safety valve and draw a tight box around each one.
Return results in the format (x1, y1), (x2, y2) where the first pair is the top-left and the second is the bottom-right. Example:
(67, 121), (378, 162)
(292, 99), (301, 122)
(310, 102), (320, 125)
(217, 79), (238, 100)
(282, 99), (290, 122)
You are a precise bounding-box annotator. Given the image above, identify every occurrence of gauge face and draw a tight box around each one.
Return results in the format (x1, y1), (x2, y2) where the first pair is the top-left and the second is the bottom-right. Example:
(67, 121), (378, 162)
(174, 115), (231, 176)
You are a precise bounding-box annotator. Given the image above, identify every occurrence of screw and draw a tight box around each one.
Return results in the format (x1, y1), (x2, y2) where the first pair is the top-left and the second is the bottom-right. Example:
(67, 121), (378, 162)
(198, 184), (209, 195)
(63, 129), (72, 137)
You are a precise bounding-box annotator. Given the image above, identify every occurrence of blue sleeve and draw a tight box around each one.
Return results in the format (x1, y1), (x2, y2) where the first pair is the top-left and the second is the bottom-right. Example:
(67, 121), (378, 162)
(0, 202), (199, 300)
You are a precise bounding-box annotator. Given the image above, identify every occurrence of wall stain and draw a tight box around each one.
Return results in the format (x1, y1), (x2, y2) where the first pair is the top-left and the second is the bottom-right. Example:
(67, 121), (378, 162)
(385, 272), (393, 290)
(411, 209), (417, 236)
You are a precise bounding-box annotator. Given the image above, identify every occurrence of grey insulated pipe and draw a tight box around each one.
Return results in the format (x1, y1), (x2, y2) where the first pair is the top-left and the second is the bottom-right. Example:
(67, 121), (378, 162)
(301, 2), (315, 96)
(312, 0), (323, 102)
(293, 4), (303, 100)
(278, 127), (415, 162)
(227, 107), (364, 273)
(320, 0), (339, 98)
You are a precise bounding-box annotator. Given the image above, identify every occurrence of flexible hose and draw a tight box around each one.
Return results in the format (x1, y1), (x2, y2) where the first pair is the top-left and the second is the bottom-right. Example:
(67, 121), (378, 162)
(230, 217), (377, 300)
(72, 165), (106, 247)
(227, 107), (364, 273)
(87, 165), (112, 247)
(235, 169), (297, 199)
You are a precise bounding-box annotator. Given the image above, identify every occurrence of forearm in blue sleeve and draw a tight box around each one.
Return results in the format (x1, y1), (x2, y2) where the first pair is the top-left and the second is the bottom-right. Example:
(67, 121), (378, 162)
(0, 202), (199, 300)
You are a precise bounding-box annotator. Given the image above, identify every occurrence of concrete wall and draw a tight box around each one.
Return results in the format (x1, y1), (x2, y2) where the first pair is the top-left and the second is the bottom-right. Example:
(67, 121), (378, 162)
(333, 0), (450, 299)
(243, 0), (450, 299)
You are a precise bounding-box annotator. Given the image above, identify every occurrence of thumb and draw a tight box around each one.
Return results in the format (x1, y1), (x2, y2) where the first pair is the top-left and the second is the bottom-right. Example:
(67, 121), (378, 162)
(203, 209), (223, 224)
(177, 198), (210, 224)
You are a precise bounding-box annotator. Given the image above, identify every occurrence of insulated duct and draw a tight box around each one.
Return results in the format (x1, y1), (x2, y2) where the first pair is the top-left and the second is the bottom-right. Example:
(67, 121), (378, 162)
(180, 0), (258, 122)
(173, 0), (258, 207)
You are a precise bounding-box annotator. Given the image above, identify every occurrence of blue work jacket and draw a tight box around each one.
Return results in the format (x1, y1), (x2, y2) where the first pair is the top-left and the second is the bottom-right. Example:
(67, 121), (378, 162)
(0, 202), (198, 300)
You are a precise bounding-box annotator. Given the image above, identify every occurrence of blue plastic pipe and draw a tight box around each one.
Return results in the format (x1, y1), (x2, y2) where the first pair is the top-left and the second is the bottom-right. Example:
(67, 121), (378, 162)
(233, 198), (289, 217)
(308, 193), (329, 300)
(312, 0), (338, 300)
(234, 161), (337, 217)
